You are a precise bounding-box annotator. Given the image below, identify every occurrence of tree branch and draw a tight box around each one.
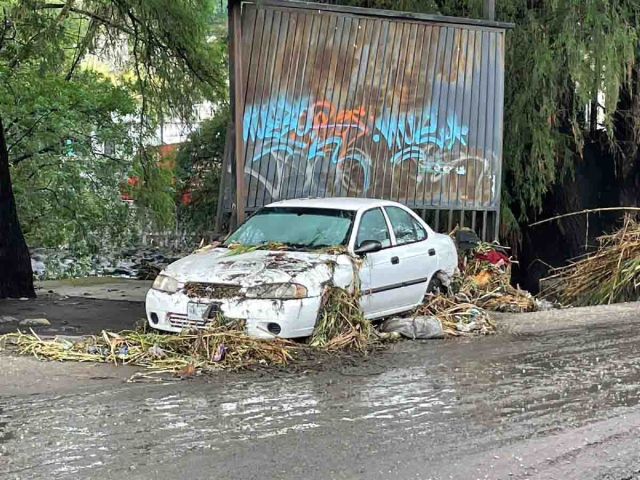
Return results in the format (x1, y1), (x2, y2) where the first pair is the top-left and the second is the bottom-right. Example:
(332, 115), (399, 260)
(7, 109), (59, 153)
(36, 4), (134, 35)
(10, 145), (58, 166)
(65, 15), (96, 81)
(37, 187), (77, 215)
(26, 162), (58, 181)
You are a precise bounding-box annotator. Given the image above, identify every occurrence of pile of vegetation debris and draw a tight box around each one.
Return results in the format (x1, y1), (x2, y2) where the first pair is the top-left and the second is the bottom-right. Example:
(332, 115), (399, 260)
(450, 228), (545, 314)
(311, 286), (377, 352)
(1, 323), (297, 377)
(541, 216), (640, 306)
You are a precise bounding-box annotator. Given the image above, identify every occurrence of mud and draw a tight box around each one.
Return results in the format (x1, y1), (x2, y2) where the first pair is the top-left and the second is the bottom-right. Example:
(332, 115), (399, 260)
(2, 307), (640, 479)
(0, 295), (143, 336)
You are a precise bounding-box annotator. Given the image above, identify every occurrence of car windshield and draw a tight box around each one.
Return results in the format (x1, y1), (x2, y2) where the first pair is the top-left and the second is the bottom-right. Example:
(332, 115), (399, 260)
(223, 207), (355, 250)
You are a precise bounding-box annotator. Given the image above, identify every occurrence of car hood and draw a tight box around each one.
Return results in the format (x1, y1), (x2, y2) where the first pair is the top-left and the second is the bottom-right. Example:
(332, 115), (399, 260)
(162, 248), (354, 297)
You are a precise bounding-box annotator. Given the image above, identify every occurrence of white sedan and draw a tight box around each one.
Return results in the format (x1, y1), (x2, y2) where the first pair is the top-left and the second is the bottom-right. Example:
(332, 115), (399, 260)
(146, 198), (458, 338)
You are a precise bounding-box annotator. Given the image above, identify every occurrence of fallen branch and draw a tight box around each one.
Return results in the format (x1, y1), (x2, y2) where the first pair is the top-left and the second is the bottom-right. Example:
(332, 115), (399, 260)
(529, 207), (640, 227)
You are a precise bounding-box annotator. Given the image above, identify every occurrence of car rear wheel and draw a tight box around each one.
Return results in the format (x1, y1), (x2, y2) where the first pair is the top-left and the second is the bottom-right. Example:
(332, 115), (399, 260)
(427, 276), (442, 294)
(427, 271), (451, 294)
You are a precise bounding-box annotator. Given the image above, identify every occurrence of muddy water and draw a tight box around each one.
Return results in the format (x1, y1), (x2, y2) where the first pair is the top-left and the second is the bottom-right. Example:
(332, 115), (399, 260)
(2, 321), (640, 479)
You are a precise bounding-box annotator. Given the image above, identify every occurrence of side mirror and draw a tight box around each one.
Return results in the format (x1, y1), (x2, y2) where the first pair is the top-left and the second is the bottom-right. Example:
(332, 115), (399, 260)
(354, 240), (383, 256)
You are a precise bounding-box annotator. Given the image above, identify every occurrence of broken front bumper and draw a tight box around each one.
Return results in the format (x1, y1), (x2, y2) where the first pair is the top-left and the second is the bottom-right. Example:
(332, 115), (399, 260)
(145, 288), (321, 339)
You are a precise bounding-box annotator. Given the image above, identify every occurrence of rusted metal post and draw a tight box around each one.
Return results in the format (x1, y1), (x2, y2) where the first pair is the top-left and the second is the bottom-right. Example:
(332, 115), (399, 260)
(214, 125), (233, 234)
(483, 0), (495, 21)
(229, 0), (245, 225)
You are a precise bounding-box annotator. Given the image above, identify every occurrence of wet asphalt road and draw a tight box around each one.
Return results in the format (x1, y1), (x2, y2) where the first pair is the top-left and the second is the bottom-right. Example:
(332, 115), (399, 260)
(2, 307), (640, 479)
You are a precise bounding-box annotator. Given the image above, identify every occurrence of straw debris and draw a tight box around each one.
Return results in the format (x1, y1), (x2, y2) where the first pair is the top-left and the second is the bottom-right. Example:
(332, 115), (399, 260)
(225, 242), (288, 256)
(310, 286), (377, 352)
(453, 235), (537, 313)
(417, 294), (496, 336)
(542, 216), (640, 306)
(1, 326), (296, 374)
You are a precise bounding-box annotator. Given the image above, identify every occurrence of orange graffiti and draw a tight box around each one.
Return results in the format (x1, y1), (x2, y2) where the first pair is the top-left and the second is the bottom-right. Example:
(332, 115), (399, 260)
(289, 101), (369, 159)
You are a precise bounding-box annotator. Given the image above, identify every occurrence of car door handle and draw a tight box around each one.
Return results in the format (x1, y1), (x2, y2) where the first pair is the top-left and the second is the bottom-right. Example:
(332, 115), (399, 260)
(391, 256), (399, 265)
(428, 249), (436, 256)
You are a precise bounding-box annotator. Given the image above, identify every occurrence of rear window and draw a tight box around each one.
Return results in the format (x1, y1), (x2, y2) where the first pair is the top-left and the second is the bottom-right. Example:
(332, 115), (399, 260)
(385, 206), (427, 245)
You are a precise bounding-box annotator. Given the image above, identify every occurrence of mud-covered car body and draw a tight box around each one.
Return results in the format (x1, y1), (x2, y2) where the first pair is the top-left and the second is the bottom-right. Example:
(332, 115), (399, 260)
(146, 198), (457, 338)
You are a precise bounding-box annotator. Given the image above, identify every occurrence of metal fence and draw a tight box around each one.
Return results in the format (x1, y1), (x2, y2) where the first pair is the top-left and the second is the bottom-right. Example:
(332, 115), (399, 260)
(221, 0), (510, 240)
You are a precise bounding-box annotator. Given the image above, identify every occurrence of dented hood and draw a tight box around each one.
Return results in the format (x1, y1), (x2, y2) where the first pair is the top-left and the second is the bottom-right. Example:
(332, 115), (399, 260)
(162, 248), (354, 296)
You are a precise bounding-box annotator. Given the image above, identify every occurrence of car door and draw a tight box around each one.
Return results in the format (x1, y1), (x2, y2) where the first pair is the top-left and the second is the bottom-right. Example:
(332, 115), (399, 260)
(382, 205), (438, 308)
(355, 207), (409, 318)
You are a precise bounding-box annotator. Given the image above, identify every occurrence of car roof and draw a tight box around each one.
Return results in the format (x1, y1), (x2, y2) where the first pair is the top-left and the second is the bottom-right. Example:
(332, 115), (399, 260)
(264, 197), (402, 212)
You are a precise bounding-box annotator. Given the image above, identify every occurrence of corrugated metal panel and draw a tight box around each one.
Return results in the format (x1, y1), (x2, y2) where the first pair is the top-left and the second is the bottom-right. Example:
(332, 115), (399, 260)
(229, 0), (506, 216)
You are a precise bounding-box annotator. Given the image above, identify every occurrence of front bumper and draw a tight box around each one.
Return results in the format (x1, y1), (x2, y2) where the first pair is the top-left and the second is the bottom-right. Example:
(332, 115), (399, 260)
(145, 288), (322, 339)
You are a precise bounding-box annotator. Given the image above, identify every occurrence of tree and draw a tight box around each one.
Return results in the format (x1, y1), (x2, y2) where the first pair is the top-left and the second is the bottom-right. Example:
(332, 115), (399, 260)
(174, 105), (229, 234)
(0, 0), (227, 298)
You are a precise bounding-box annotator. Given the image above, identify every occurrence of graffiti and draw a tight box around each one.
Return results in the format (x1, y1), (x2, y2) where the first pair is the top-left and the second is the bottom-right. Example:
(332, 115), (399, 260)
(241, 94), (493, 205)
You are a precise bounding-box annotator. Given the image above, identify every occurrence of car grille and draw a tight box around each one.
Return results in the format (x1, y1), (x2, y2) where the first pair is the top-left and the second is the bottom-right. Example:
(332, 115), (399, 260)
(167, 313), (210, 330)
(167, 312), (245, 331)
(184, 282), (242, 299)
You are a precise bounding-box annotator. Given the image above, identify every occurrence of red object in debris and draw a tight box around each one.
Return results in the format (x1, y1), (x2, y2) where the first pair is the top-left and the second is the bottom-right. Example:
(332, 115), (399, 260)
(476, 250), (510, 266)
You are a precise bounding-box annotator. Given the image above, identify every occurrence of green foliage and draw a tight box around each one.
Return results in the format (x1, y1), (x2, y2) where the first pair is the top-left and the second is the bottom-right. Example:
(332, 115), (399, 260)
(12, 148), (135, 251)
(174, 106), (229, 233)
(0, 0), (229, 252)
(124, 148), (177, 230)
(1, 63), (138, 251)
(498, 0), (638, 221)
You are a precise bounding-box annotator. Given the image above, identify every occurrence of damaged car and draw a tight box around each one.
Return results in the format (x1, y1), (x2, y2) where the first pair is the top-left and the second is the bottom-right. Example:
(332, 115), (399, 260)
(146, 198), (458, 338)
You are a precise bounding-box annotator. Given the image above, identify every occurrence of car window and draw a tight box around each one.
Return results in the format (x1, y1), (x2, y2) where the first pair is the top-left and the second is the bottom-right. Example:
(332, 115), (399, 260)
(356, 208), (391, 248)
(385, 206), (427, 245)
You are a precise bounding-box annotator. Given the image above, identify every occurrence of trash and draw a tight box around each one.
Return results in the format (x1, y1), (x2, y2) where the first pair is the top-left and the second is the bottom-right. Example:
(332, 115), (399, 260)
(455, 228), (481, 252)
(178, 363), (196, 378)
(212, 344), (227, 362)
(148, 344), (166, 359)
(534, 298), (557, 311)
(118, 346), (129, 356)
(475, 250), (510, 268)
(87, 345), (109, 356)
(450, 228), (538, 314)
(18, 318), (51, 327)
(456, 321), (479, 333)
(418, 294), (496, 336)
(380, 316), (444, 340)
(86, 345), (99, 355)
(471, 270), (493, 287)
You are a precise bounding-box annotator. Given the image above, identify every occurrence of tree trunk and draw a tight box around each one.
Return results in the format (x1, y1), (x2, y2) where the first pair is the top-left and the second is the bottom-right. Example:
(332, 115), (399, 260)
(0, 117), (35, 298)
